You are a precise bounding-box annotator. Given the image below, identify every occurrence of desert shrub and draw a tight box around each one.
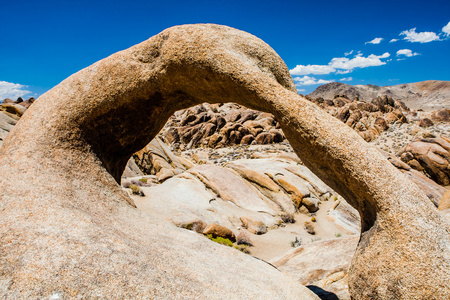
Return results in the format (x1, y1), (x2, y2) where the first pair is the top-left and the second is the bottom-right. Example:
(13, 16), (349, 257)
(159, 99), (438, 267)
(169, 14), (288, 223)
(207, 235), (234, 247)
(139, 178), (148, 184)
(290, 237), (302, 248)
(335, 233), (342, 238)
(236, 231), (253, 246)
(129, 184), (145, 196)
(280, 213), (295, 223)
(234, 244), (251, 254)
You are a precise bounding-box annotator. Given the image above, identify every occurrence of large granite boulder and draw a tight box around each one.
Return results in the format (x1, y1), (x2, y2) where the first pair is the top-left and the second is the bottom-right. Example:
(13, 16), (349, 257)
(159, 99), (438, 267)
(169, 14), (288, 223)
(0, 24), (448, 299)
(399, 136), (450, 186)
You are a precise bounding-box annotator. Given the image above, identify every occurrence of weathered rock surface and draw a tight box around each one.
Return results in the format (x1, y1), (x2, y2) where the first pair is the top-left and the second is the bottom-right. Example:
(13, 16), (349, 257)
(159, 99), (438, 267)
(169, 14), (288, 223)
(0, 98), (35, 149)
(271, 237), (359, 300)
(133, 136), (194, 181)
(307, 94), (408, 142)
(133, 156), (333, 236)
(399, 136), (450, 186)
(160, 103), (286, 149)
(0, 24), (448, 299)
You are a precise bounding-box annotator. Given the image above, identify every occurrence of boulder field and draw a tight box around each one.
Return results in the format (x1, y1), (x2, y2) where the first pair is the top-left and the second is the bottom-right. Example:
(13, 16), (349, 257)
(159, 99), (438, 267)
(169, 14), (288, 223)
(0, 24), (449, 299)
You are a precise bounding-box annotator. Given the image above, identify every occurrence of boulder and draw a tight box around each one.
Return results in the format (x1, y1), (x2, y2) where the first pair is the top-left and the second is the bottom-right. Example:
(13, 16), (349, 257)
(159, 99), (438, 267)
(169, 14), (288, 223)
(302, 197), (320, 213)
(418, 117), (434, 127)
(399, 136), (450, 185)
(240, 216), (267, 235)
(203, 223), (236, 242)
(431, 108), (450, 122)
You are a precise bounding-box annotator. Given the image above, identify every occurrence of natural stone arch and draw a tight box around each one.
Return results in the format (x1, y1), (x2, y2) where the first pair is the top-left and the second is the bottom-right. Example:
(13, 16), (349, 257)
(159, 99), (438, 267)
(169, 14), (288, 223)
(0, 24), (448, 299)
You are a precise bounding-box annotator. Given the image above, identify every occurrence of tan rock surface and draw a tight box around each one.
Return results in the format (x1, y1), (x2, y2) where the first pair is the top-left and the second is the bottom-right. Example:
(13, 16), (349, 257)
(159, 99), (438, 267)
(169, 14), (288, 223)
(0, 24), (449, 299)
(271, 237), (359, 300)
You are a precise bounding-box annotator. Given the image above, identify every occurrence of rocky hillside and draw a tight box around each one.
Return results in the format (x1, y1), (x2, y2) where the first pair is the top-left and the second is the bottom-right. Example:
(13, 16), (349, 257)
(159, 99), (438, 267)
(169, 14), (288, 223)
(308, 80), (450, 111)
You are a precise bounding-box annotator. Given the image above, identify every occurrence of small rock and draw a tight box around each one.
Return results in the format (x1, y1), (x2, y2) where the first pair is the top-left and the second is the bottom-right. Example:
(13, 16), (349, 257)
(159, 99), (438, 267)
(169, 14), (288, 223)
(302, 197), (320, 213)
(203, 223), (236, 242)
(304, 221), (316, 235)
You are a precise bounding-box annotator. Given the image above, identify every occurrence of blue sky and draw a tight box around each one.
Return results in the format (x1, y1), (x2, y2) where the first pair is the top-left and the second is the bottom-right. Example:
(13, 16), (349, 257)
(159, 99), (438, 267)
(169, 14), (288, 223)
(1, 0), (449, 99)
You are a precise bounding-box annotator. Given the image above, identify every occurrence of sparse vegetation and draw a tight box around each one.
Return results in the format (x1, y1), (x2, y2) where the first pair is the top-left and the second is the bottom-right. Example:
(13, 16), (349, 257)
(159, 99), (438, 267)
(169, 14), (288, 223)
(139, 178), (148, 184)
(281, 213), (295, 223)
(234, 244), (251, 254)
(129, 184), (145, 196)
(207, 235), (234, 247)
(206, 232), (252, 254)
(290, 237), (302, 248)
(335, 233), (342, 238)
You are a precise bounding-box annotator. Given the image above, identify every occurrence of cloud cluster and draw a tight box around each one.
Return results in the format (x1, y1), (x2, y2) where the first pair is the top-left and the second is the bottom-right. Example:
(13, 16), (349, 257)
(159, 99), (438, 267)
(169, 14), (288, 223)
(365, 37), (383, 44)
(289, 65), (336, 76)
(0, 81), (31, 100)
(443, 21), (450, 36)
(396, 49), (419, 57)
(293, 76), (334, 86)
(400, 28), (440, 43)
(290, 52), (390, 76)
(289, 20), (449, 89)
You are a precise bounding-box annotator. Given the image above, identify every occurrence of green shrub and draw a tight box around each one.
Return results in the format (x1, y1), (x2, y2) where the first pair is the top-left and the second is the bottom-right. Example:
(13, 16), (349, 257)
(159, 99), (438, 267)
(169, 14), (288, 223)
(207, 235), (234, 247)
(139, 178), (148, 184)
(335, 233), (342, 238)
(129, 184), (145, 196)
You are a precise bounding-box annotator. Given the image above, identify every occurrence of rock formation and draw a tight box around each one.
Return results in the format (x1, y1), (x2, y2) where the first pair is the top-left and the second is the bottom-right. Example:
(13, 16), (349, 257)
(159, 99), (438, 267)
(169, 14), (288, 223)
(308, 80), (450, 111)
(399, 136), (450, 186)
(160, 102), (285, 149)
(307, 94), (408, 142)
(0, 24), (449, 299)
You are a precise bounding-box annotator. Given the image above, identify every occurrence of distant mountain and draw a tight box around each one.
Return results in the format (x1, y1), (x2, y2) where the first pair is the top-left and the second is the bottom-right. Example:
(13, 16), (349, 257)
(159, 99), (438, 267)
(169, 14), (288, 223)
(308, 80), (450, 111)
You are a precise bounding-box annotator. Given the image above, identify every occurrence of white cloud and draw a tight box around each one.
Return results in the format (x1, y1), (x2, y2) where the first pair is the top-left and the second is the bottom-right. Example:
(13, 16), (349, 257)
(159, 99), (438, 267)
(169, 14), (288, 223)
(0, 81), (32, 100)
(365, 37), (383, 44)
(340, 77), (353, 82)
(336, 69), (352, 74)
(297, 88), (306, 93)
(289, 64), (336, 76)
(329, 52), (390, 70)
(400, 28), (440, 43)
(390, 38), (398, 43)
(344, 50), (354, 56)
(290, 52), (390, 76)
(396, 49), (419, 57)
(442, 21), (450, 36)
(293, 76), (334, 86)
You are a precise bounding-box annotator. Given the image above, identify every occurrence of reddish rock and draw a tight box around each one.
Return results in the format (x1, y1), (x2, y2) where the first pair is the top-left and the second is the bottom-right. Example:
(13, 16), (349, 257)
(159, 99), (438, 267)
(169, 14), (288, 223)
(203, 223), (236, 242)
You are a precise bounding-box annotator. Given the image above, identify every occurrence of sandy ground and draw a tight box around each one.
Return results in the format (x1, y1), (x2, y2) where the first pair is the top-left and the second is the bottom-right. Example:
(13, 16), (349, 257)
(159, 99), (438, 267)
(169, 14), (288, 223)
(247, 200), (356, 261)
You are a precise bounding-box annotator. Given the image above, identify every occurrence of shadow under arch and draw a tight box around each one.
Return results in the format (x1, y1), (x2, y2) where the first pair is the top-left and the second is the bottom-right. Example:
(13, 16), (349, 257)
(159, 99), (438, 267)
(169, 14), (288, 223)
(1, 24), (449, 299)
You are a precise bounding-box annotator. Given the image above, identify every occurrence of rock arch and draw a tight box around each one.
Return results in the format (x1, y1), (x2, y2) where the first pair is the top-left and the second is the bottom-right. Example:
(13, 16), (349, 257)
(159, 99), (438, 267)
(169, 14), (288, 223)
(0, 24), (448, 299)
